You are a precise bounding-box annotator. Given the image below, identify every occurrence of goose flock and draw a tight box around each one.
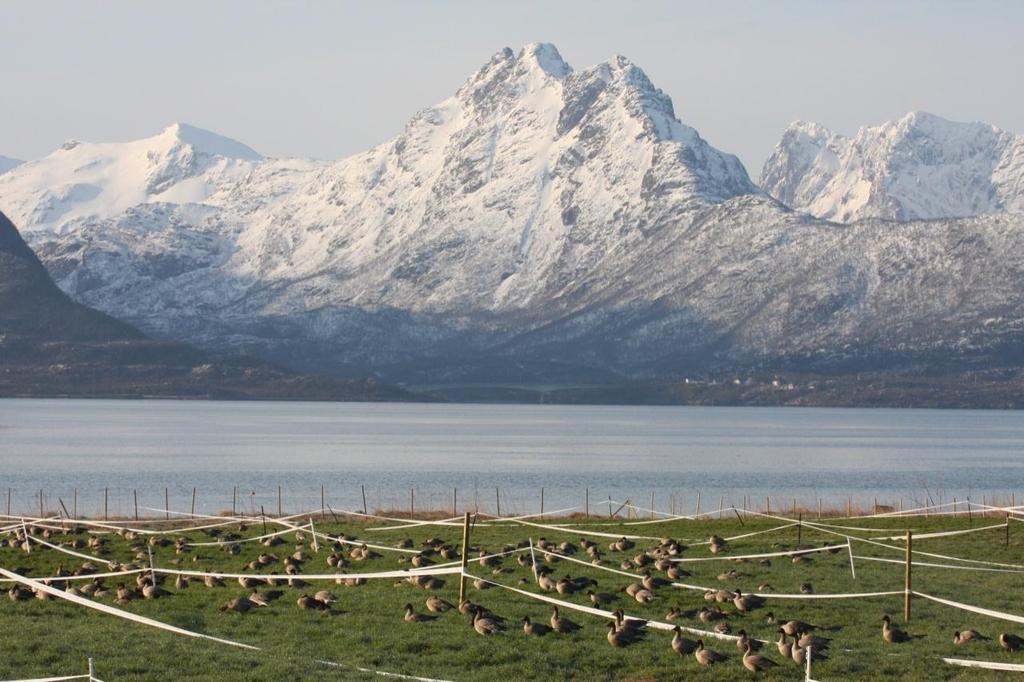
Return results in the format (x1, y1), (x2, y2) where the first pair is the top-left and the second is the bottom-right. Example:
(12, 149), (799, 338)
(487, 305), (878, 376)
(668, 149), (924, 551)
(2, 518), (1022, 678)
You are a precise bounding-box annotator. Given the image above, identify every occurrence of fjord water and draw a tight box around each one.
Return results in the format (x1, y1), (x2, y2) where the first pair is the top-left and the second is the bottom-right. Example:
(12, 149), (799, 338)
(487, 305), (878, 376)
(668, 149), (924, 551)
(2, 399), (1023, 518)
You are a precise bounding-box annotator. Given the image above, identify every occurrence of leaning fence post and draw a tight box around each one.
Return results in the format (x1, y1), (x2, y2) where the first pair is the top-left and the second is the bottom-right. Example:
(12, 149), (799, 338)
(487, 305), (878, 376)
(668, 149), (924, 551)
(361, 484), (367, 516)
(695, 491), (701, 517)
(904, 530), (912, 622)
(191, 487), (196, 517)
(458, 512), (471, 604)
(147, 545), (156, 586)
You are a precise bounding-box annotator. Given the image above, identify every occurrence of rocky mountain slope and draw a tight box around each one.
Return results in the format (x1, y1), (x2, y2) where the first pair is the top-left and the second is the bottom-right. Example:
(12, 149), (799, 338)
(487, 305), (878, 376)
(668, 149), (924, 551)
(0, 210), (416, 400)
(760, 111), (1024, 222)
(1, 45), (1023, 387)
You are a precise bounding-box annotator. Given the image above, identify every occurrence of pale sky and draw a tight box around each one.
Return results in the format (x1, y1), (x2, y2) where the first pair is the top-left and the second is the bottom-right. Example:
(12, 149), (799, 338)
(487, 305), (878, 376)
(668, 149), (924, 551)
(2, 1), (1022, 178)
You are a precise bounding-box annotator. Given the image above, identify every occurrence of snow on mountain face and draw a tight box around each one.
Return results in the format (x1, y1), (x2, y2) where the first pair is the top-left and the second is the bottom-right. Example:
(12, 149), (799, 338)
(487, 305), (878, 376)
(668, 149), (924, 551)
(760, 111), (1024, 222)
(0, 123), (262, 235)
(2, 46), (1023, 383)
(0, 156), (23, 175)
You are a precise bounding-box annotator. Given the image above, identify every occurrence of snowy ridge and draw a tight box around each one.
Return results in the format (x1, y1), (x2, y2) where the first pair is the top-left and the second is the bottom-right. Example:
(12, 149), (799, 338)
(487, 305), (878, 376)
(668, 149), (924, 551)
(0, 46), (1022, 383)
(760, 111), (1024, 222)
(0, 123), (262, 235)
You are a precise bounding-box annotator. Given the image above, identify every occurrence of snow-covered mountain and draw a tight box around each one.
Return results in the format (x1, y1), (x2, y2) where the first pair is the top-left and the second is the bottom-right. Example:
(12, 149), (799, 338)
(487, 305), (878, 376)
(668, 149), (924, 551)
(2, 46), (1023, 384)
(0, 123), (261, 235)
(760, 111), (1024, 222)
(0, 155), (22, 175)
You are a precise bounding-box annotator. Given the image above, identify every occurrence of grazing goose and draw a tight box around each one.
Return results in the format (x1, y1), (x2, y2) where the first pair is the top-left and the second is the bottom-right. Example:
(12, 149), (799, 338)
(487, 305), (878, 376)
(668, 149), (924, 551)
(314, 590), (337, 604)
(174, 574), (189, 590)
(791, 644), (807, 665)
(666, 566), (688, 580)
(403, 603), (435, 622)
(1000, 632), (1024, 651)
(713, 622), (732, 635)
(425, 595), (454, 612)
(641, 572), (668, 590)
(633, 588), (654, 604)
(297, 594), (328, 611)
(538, 573), (557, 592)
(799, 582), (814, 594)
(204, 574), (225, 588)
(733, 589), (764, 613)
(555, 576), (575, 595)
(736, 629), (760, 653)
(776, 631), (792, 658)
(694, 639), (726, 666)
(238, 576), (259, 589)
(522, 616), (550, 636)
(549, 606), (581, 634)
(614, 610), (647, 636)
(665, 607), (685, 621)
(248, 591), (271, 607)
(588, 590), (614, 606)
(671, 626), (698, 655)
(797, 632), (829, 651)
(777, 618), (815, 636)
(953, 629), (989, 645)
(220, 596), (256, 613)
(7, 586), (31, 601)
(698, 606), (725, 623)
(882, 615), (909, 643)
(606, 621), (630, 647)
(472, 608), (502, 635)
(742, 643), (777, 672)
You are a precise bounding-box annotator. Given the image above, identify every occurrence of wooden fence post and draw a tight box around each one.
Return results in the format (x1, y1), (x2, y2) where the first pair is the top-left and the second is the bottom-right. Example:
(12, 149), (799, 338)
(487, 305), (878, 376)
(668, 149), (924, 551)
(104, 488), (108, 520)
(496, 488), (501, 518)
(585, 488), (589, 519)
(361, 484), (367, 516)
(540, 487), (545, 519)
(191, 487), (196, 516)
(73, 488), (77, 519)
(458, 512), (471, 604)
(278, 485), (283, 517)
(165, 488), (170, 520)
(453, 488), (457, 518)
(695, 491), (701, 517)
(904, 530), (912, 622)
(133, 489), (138, 521)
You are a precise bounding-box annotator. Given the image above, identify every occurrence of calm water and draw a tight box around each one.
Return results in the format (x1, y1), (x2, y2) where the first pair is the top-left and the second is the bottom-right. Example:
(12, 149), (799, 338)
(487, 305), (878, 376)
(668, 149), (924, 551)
(1, 399), (1023, 518)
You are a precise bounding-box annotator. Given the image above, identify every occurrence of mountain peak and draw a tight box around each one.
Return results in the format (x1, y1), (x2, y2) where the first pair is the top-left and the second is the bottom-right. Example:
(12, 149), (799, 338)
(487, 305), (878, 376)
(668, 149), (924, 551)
(157, 122), (263, 160)
(762, 111), (1024, 221)
(517, 42), (571, 79)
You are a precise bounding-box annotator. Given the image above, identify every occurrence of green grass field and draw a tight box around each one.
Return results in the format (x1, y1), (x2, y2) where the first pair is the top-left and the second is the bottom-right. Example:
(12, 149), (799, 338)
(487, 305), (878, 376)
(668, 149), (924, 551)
(2, 510), (1023, 680)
